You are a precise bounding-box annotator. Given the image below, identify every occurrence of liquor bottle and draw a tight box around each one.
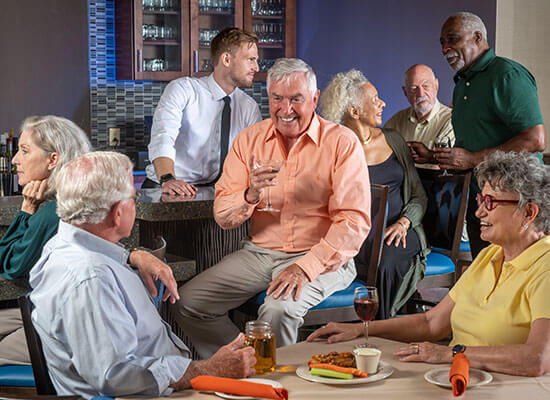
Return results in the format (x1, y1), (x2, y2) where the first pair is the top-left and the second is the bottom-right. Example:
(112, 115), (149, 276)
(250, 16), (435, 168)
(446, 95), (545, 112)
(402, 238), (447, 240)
(9, 131), (19, 195)
(0, 134), (10, 196)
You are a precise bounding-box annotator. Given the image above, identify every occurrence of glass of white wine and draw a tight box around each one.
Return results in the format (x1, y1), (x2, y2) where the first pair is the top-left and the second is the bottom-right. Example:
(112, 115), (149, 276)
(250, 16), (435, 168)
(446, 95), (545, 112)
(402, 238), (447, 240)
(254, 159), (284, 212)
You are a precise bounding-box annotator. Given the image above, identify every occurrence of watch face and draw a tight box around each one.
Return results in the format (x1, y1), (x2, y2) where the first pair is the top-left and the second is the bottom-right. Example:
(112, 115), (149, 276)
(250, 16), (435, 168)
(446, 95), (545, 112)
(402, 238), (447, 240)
(452, 344), (465, 355)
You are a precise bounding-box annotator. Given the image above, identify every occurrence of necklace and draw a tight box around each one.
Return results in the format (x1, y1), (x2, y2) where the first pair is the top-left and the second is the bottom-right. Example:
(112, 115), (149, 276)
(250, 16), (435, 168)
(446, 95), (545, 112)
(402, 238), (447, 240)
(361, 133), (373, 145)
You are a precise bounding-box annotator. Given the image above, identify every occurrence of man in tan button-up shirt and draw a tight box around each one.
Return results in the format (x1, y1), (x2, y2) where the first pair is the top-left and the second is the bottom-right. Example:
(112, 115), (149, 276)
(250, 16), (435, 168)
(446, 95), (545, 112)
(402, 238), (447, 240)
(385, 64), (455, 168)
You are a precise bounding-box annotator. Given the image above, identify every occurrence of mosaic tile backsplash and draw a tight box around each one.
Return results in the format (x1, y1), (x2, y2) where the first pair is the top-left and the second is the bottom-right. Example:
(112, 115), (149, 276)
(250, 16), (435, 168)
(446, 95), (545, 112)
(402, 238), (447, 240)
(88, 0), (268, 159)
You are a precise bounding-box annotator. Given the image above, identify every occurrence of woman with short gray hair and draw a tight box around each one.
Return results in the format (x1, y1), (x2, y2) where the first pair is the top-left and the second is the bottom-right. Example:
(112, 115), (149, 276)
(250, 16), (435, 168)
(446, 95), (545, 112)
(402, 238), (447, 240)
(309, 150), (550, 377)
(0, 115), (91, 365)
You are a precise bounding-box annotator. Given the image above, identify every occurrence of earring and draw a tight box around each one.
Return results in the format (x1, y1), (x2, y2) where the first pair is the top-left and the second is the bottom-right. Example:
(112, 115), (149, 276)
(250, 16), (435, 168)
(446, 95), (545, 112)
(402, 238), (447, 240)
(522, 223), (529, 232)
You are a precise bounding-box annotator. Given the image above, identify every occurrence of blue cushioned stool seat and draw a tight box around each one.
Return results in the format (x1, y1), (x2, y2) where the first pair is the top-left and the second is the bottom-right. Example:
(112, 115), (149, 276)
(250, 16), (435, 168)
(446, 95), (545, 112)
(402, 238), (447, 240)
(251, 281), (365, 310)
(0, 365), (36, 387)
(425, 252), (455, 276)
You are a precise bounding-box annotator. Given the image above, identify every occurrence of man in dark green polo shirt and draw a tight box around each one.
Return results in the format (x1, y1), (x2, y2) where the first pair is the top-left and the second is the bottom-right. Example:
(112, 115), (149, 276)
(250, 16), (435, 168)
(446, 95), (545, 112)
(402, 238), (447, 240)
(435, 11), (546, 259)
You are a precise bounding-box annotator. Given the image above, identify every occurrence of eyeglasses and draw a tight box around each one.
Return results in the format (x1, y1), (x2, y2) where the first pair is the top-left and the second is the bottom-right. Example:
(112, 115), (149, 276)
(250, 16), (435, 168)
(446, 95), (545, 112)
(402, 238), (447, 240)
(476, 193), (519, 211)
(130, 191), (141, 204)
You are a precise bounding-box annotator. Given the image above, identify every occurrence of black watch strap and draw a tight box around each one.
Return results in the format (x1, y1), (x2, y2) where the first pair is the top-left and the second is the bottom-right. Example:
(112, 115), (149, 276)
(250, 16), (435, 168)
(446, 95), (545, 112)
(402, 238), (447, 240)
(160, 173), (176, 184)
(452, 344), (466, 357)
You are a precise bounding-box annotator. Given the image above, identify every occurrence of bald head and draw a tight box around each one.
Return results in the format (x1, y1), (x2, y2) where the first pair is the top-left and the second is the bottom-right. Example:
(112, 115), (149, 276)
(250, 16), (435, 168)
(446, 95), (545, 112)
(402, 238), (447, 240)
(402, 64), (439, 122)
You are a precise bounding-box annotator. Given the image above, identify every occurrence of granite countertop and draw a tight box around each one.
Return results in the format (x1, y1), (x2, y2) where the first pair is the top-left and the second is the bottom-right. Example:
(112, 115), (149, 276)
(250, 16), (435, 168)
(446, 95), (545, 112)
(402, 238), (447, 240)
(136, 186), (216, 221)
(0, 186), (218, 225)
(0, 196), (23, 225)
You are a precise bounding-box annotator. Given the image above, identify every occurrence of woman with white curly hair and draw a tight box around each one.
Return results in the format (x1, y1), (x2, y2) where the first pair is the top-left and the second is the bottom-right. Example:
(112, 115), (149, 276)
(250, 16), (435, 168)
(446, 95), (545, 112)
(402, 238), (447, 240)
(309, 151), (550, 377)
(318, 70), (428, 319)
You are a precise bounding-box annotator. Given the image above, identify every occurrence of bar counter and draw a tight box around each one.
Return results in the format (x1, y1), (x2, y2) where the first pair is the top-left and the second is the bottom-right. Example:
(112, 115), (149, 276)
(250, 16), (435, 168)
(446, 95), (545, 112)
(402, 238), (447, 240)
(0, 187), (246, 301)
(135, 186), (248, 274)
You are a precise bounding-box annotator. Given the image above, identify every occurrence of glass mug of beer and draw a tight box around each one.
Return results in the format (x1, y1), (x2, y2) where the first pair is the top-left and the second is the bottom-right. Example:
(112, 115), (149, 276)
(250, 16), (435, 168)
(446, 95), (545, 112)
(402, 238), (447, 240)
(243, 320), (276, 375)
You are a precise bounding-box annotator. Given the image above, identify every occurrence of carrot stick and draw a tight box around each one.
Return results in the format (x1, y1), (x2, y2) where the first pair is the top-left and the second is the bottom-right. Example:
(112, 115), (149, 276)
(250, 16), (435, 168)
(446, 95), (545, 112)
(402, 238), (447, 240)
(308, 363), (367, 378)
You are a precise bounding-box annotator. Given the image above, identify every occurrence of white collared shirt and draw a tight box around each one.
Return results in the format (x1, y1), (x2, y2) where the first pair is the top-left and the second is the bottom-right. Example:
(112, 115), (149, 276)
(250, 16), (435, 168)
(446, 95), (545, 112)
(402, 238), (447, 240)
(146, 74), (262, 184)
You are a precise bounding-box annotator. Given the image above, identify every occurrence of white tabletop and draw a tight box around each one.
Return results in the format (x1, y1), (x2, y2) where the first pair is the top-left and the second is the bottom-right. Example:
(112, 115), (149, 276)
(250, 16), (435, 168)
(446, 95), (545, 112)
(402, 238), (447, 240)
(123, 336), (550, 399)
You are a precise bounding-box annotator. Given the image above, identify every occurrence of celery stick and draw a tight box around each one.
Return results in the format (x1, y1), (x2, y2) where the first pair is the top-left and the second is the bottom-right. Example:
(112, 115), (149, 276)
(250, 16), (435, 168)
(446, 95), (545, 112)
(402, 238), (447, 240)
(310, 368), (354, 380)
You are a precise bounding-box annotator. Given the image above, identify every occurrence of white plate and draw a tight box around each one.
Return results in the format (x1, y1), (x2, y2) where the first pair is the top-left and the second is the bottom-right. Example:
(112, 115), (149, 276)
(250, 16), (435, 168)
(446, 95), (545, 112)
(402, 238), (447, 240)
(296, 361), (394, 385)
(424, 367), (493, 389)
(214, 378), (283, 399)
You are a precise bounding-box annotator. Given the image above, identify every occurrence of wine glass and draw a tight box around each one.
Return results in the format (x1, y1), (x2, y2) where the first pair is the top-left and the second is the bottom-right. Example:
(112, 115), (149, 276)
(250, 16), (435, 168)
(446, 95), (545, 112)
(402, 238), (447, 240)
(254, 159), (283, 212)
(434, 137), (453, 177)
(353, 286), (379, 348)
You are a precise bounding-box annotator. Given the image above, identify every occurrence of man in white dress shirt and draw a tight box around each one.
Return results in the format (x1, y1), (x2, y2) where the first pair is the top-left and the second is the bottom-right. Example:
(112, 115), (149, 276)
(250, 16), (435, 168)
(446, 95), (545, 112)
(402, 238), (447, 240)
(145, 27), (262, 196)
(384, 64), (455, 168)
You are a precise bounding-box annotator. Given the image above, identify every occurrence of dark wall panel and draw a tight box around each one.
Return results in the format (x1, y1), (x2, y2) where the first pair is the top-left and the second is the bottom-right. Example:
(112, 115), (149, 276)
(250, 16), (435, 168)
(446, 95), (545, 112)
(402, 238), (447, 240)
(296, 0), (497, 122)
(0, 0), (89, 134)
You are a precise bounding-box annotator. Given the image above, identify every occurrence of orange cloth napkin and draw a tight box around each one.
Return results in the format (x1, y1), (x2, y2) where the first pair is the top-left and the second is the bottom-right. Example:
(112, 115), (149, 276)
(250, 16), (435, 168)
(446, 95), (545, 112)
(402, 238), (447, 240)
(191, 376), (288, 400)
(449, 353), (470, 396)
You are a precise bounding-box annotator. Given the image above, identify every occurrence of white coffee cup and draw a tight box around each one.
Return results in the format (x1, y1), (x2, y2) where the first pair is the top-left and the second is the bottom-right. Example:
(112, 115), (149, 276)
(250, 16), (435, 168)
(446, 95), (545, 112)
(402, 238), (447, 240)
(353, 347), (381, 374)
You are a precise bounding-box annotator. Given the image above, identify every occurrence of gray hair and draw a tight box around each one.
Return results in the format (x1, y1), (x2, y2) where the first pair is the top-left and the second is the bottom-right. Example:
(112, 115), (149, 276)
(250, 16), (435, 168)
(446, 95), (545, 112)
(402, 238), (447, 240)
(449, 11), (488, 42)
(20, 115), (92, 198)
(475, 151), (550, 233)
(318, 69), (370, 124)
(56, 151), (134, 225)
(267, 58), (317, 94)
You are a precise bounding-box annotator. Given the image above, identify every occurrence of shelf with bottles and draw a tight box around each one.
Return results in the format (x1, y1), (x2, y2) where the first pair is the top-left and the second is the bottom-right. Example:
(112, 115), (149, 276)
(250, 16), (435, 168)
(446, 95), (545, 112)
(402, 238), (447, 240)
(198, 0), (235, 14)
(143, 0), (180, 12)
(251, 0), (284, 17)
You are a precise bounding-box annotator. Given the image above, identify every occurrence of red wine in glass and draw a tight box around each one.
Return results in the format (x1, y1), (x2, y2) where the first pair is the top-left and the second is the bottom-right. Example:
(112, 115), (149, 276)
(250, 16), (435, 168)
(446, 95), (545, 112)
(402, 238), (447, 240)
(354, 298), (379, 322)
(353, 286), (379, 348)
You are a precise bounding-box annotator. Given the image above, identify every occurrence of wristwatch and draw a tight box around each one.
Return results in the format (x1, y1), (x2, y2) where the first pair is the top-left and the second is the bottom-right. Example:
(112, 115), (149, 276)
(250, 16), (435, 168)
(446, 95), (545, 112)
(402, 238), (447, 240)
(452, 344), (466, 357)
(160, 173), (176, 185)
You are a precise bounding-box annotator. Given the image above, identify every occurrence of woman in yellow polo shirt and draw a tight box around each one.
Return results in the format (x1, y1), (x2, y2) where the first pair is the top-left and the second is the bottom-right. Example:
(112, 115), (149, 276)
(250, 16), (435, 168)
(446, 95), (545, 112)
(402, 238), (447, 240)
(308, 150), (550, 376)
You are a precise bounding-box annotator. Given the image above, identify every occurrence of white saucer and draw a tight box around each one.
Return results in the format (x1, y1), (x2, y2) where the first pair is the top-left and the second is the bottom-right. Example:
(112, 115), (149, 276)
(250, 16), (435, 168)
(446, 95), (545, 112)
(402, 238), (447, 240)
(214, 378), (283, 399)
(424, 367), (493, 389)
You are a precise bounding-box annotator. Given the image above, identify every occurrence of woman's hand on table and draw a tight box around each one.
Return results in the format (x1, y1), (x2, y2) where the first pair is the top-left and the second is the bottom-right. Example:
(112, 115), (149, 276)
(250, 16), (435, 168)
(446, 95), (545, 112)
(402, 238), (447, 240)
(129, 250), (180, 303)
(21, 179), (48, 214)
(306, 322), (363, 344)
(394, 341), (452, 364)
(384, 218), (409, 247)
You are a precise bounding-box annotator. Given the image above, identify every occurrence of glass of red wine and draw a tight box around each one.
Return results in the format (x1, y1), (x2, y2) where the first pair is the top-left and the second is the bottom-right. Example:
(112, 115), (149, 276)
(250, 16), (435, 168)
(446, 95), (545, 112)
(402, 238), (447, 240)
(434, 137), (453, 177)
(353, 286), (379, 348)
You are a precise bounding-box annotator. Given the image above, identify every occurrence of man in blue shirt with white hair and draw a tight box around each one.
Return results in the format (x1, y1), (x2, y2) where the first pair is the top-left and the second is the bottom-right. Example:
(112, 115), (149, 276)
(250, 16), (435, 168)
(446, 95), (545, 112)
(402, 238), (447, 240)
(29, 151), (255, 399)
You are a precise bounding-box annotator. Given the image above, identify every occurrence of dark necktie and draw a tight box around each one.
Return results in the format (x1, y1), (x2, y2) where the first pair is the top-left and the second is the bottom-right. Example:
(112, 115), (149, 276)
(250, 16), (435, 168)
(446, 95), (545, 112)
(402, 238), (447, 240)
(214, 95), (231, 182)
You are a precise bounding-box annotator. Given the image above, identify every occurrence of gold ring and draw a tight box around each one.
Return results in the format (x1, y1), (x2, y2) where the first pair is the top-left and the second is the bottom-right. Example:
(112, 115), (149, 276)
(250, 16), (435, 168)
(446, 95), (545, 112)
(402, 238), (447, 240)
(410, 344), (419, 354)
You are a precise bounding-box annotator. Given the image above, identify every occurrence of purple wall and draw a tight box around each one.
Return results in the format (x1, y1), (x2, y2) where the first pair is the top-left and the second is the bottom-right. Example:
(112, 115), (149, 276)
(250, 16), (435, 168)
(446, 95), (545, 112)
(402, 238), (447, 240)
(296, 0), (496, 122)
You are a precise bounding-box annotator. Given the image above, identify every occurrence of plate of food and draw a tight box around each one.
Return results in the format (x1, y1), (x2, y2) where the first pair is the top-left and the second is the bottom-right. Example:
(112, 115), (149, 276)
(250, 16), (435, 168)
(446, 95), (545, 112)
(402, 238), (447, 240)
(424, 367), (493, 389)
(214, 378), (283, 399)
(296, 351), (394, 385)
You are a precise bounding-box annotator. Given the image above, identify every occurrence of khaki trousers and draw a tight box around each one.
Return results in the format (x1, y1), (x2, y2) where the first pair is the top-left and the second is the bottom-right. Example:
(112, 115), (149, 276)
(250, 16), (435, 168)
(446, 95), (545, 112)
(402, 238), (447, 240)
(0, 307), (30, 365)
(174, 240), (356, 359)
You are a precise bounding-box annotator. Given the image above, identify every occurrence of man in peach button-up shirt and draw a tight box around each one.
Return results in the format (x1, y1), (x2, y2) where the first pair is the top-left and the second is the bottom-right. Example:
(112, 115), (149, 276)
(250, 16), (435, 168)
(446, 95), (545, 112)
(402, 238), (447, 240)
(174, 59), (371, 358)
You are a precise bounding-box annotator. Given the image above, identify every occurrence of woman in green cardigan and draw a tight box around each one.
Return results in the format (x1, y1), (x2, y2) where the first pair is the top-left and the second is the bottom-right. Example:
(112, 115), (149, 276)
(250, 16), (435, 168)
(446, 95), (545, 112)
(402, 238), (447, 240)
(319, 70), (429, 319)
(0, 115), (91, 365)
(0, 116), (179, 366)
